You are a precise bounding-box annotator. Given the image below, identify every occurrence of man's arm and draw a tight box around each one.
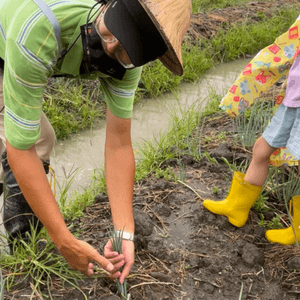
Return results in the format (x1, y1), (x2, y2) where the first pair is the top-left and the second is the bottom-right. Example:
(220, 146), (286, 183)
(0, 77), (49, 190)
(105, 108), (135, 233)
(104, 108), (135, 283)
(6, 140), (120, 276)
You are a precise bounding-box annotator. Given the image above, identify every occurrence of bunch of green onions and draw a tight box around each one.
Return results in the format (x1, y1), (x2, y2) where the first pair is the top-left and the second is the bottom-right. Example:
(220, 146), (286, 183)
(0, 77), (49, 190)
(110, 230), (130, 300)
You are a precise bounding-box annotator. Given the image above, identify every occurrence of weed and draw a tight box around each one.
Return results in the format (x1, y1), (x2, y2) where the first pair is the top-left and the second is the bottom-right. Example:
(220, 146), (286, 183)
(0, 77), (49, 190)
(155, 166), (177, 181)
(212, 186), (221, 194)
(192, 0), (269, 13)
(258, 213), (283, 229)
(202, 152), (218, 164)
(0, 225), (89, 299)
(266, 166), (300, 205)
(216, 131), (227, 141)
(268, 214), (283, 229)
(204, 136), (212, 143)
(253, 194), (270, 213)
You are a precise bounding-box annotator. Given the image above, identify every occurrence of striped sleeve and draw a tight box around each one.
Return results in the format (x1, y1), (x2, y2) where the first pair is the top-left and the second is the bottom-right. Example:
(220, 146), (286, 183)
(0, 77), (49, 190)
(3, 34), (54, 150)
(99, 67), (142, 119)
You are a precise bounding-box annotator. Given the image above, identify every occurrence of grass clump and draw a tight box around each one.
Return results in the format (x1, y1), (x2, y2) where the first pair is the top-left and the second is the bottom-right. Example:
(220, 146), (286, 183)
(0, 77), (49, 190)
(43, 78), (105, 140)
(211, 8), (300, 62)
(0, 225), (87, 300)
(234, 100), (274, 147)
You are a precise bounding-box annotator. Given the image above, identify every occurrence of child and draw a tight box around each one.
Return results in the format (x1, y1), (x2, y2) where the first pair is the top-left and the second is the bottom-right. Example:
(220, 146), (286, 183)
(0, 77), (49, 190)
(203, 14), (300, 245)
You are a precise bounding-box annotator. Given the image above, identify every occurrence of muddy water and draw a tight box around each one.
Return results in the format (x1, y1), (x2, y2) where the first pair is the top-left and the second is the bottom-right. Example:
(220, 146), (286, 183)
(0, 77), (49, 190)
(51, 58), (250, 196)
(0, 58), (249, 247)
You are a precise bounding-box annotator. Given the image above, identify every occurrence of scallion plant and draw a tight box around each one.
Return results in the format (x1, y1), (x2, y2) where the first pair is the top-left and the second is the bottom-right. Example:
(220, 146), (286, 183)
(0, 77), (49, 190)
(110, 230), (130, 300)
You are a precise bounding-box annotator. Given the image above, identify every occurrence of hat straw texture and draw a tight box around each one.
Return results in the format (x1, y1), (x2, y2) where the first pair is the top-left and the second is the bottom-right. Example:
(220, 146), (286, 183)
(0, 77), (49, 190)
(138, 0), (191, 75)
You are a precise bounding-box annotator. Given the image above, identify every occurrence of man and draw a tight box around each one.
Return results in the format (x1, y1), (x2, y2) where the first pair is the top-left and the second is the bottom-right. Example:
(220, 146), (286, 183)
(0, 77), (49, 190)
(0, 0), (191, 282)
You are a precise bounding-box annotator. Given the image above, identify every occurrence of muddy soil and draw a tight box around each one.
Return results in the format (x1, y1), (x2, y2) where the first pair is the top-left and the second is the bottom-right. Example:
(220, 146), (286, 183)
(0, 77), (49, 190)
(3, 1), (300, 300)
(4, 108), (300, 300)
(188, 0), (299, 40)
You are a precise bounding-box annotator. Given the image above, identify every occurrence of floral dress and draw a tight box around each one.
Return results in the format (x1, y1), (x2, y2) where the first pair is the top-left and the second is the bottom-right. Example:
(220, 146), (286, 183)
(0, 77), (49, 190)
(220, 15), (300, 166)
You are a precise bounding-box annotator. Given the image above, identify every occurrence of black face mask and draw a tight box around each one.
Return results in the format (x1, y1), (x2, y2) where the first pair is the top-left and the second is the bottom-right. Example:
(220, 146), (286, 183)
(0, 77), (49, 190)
(80, 22), (126, 80)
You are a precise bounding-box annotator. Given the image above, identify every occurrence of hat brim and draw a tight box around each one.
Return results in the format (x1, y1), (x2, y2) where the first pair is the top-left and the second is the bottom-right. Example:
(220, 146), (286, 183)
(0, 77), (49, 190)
(104, 0), (167, 67)
(135, 0), (184, 76)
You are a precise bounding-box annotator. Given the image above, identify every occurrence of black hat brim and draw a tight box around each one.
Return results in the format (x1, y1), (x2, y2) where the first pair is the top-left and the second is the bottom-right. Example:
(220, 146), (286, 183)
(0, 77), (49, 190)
(104, 0), (167, 67)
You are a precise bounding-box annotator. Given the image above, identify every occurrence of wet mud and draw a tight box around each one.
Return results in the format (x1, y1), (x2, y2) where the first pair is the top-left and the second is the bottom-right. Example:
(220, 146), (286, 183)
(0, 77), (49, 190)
(4, 106), (300, 299)
(2, 1), (300, 299)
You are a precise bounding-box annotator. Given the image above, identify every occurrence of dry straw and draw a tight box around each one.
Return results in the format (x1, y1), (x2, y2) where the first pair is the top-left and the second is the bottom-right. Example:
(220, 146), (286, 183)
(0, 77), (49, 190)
(138, 0), (192, 75)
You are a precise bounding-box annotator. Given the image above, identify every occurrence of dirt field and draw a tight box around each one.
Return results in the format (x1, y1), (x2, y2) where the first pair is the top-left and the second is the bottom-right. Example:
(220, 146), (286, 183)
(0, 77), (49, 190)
(2, 1), (300, 299)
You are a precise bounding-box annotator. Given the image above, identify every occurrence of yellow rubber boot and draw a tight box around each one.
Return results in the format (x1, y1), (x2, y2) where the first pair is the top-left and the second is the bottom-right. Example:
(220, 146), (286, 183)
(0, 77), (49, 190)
(203, 172), (262, 227)
(265, 195), (300, 245)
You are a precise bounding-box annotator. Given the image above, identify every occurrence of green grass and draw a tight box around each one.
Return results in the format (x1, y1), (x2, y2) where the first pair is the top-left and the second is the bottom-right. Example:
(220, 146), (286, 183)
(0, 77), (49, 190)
(43, 5), (299, 139)
(0, 225), (88, 299)
(211, 9), (300, 62)
(138, 7), (299, 99)
(43, 78), (105, 140)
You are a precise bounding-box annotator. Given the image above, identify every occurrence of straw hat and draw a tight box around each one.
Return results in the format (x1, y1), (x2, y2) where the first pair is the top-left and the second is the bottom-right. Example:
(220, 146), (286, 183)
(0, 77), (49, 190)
(104, 0), (191, 76)
(138, 0), (192, 75)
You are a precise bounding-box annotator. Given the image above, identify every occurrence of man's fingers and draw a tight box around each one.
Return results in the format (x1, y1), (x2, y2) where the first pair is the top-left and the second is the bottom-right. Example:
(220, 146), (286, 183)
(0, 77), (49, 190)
(108, 254), (124, 264)
(119, 262), (132, 284)
(110, 271), (121, 279)
(105, 251), (121, 258)
(111, 260), (125, 271)
(90, 251), (114, 272)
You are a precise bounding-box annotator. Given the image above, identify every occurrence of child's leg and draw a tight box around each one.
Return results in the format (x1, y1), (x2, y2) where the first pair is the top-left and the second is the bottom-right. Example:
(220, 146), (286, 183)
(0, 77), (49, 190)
(244, 136), (277, 187)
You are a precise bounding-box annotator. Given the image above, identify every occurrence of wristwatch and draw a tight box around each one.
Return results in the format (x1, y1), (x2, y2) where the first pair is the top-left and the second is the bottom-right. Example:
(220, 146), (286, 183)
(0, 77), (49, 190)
(114, 230), (134, 242)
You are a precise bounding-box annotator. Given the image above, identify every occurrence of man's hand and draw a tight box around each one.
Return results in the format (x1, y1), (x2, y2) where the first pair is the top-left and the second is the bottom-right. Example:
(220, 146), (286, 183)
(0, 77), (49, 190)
(58, 236), (125, 277)
(104, 239), (134, 284)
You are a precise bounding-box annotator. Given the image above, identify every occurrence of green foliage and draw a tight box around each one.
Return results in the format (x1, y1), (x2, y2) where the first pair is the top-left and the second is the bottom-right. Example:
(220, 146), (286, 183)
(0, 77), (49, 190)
(154, 166), (177, 181)
(204, 136), (212, 143)
(0, 225), (88, 299)
(266, 166), (300, 205)
(216, 131), (226, 141)
(221, 157), (250, 174)
(211, 8), (300, 62)
(43, 78), (104, 140)
(258, 213), (283, 229)
(253, 194), (270, 213)
(110, 230), (130, 300)
(234, 100), (274, 147)
(212, 186), (221, 194)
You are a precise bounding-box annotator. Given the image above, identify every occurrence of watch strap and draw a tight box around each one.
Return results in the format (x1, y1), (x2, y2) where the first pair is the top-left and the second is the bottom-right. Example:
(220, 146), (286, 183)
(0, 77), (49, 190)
(114, 230), (134, 241)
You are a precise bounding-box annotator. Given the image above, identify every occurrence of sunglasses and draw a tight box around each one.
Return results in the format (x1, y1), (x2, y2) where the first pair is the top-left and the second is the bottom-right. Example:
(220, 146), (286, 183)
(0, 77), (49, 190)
(94, 5), (135, 69)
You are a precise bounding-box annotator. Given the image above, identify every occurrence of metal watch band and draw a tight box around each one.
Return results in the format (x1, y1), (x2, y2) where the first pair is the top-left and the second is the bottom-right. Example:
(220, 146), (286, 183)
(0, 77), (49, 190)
(115, 230), (134, 241)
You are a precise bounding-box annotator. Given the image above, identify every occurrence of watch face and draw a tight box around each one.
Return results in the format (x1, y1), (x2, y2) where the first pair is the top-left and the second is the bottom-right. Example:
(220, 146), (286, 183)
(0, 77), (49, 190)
(123, 232), (134, 241)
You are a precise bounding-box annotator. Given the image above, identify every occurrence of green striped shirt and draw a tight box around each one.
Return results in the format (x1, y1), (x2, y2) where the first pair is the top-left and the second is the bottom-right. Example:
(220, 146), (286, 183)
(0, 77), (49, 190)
(0, 0), (142, 150)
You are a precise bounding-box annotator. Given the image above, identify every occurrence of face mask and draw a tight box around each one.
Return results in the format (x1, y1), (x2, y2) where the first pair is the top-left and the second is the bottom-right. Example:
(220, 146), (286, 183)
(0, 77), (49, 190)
(80, 22), (126, 80)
